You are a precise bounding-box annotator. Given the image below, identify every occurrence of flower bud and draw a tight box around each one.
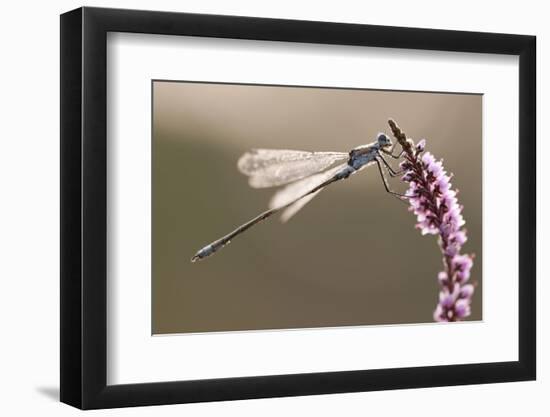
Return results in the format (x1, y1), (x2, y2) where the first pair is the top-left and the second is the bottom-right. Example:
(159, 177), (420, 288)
(454, 299), (471, 318)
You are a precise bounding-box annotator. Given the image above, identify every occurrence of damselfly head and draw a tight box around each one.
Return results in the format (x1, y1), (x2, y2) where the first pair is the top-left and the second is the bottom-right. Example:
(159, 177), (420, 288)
(376, 133), (392, 148)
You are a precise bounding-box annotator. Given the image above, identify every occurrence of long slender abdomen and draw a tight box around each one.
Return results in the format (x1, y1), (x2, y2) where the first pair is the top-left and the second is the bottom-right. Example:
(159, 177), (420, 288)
(191, 166), (354, 262)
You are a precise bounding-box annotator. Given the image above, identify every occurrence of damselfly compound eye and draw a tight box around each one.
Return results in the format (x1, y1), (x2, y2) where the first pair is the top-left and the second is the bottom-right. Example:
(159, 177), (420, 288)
(377, 133), (392, 147)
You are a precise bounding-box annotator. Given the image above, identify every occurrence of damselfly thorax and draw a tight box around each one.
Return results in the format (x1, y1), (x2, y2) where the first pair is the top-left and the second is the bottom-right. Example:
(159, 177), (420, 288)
(191, 132), (404, 262)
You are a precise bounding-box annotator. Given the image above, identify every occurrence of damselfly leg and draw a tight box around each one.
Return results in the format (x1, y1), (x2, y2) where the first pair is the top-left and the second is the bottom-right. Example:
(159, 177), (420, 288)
(378, 154), (405, 178)
(382, 143), (405, 159)
(375, 158), (410, 203)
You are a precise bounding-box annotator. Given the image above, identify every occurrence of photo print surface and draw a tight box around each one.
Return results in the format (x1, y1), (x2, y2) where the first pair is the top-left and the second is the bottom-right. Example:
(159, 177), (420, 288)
(152, 81), (482, 334)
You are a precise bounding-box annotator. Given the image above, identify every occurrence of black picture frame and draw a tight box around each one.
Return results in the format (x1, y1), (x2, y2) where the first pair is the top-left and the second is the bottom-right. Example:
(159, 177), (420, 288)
(60, 6), (536, 410)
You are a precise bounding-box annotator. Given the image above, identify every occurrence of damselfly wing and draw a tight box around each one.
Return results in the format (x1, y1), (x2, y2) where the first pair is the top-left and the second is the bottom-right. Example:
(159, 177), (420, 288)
(237, 149), (348, 188)
(268, 163), (350, 222)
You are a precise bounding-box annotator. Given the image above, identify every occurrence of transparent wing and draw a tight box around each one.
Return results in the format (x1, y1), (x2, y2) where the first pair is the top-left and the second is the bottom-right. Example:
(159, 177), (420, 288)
(279, 192), (320, 223)
(269, 163), (350, 223)
(237, 149), (348, 188)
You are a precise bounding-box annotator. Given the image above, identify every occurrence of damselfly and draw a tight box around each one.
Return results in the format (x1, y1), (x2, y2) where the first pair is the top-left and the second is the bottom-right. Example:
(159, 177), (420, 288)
(191, 133), (406, 262)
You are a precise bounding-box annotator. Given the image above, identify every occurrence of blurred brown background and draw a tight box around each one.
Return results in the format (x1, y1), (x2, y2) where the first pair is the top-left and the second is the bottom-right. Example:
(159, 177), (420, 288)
(152, 81), (482, 334)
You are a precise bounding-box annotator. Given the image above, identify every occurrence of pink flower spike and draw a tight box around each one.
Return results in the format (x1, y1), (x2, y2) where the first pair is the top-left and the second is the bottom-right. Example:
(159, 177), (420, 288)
(395, 130), (476, 322)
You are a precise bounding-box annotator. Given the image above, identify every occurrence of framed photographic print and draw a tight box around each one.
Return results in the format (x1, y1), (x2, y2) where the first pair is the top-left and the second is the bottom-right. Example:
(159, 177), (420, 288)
(60, 6), (536, 409)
